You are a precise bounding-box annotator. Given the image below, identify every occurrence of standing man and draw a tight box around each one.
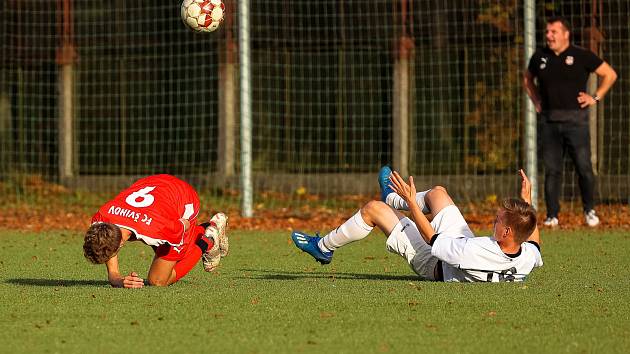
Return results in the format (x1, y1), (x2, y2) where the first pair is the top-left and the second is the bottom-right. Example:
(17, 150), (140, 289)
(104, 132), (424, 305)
(523, 16), (617, 227)
(83, 174), (229, 288)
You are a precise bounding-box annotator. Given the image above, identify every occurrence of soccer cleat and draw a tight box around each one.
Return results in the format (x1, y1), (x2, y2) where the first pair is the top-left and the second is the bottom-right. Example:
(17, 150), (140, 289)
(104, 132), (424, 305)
(584, 210), (600, 227)
(201, 212), (229, 272)
(378, 165), (395, 202)
(543, 216), (559, 227)
(210, 212), (229, 257)
(201, 242), (221, 272)
(291, 231), (333, 265)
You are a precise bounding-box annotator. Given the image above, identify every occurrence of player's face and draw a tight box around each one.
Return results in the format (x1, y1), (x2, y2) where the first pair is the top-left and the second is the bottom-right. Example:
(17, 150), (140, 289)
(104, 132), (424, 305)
(546, 21), (570, 53)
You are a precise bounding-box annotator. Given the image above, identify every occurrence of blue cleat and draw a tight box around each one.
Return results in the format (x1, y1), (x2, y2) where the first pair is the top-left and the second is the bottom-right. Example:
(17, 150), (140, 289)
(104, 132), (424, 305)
(291, 231), (333, 265)
(378, 165), (394, 202)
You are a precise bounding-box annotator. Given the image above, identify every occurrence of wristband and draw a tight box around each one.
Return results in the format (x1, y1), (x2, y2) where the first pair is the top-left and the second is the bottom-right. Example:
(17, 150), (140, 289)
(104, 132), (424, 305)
(593, 95), (601, 102)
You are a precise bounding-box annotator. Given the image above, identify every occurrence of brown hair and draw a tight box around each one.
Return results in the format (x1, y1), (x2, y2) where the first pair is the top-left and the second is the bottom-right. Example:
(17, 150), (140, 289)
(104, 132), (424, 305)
(547, 16), (572, 34)
(500, 198), (537, 243)
(83, 222), (122, 264)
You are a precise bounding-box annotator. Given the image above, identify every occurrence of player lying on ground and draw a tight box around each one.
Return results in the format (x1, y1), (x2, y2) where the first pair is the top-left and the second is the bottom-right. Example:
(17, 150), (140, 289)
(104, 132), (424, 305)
(83, 174), (229, 288)
(292, 167), (541, 282)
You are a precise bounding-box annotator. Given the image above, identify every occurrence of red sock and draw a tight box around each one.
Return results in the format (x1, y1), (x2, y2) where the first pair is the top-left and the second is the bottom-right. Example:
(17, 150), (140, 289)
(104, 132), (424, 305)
(173, 233), (214, 282)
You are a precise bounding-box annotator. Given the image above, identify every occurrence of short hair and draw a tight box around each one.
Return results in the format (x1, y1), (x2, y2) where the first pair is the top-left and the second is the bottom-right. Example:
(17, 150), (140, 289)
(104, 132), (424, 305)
(83, 222), (122, 264)
(500, 198), (537, 243)
(547, 16), (572, 33)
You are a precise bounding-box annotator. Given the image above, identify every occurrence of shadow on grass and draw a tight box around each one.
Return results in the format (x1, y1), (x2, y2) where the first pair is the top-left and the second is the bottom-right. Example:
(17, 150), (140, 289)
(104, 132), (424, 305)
(5, 278), (110, 287)
(237, 268), (422, 281)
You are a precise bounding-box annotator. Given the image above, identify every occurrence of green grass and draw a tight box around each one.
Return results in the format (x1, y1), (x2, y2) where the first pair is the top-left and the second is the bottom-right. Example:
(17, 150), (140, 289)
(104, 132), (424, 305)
(1, 229), (630, 354)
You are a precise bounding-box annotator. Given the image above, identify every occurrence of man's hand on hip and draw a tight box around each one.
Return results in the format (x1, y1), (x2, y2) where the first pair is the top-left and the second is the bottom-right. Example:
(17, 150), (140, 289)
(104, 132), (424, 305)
(577, 91), (597, 108)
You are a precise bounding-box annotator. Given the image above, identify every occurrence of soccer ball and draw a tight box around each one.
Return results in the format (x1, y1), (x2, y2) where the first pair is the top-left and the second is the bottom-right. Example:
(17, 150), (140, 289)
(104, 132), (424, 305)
(181, 0), (225, 33)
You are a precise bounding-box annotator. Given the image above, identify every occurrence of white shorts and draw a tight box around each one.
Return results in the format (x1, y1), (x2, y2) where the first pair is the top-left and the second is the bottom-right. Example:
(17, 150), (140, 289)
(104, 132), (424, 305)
(385, 205), (474, 280)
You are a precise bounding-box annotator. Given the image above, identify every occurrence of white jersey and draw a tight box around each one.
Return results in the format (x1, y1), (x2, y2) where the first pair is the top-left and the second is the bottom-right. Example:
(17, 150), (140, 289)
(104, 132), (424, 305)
(432, 234), (543, 282)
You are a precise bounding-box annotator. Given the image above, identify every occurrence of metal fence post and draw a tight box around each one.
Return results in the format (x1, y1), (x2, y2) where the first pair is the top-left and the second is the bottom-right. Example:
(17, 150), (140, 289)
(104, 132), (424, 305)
(524, 0), (538, 208)
(239, 0), (253, 217)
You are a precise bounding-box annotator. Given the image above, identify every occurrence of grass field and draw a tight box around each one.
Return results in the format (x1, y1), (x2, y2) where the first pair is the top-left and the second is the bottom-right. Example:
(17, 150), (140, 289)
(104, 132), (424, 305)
(1, 228), (629, 354)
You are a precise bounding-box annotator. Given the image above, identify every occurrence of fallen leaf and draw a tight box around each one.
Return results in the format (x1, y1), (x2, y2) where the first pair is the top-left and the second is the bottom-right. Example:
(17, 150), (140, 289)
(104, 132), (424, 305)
(319, 312), (335, 318)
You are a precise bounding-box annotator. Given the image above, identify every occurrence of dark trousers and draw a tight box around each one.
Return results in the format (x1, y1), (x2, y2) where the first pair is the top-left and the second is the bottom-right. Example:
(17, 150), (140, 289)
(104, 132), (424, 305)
(541, 120), (595, 217)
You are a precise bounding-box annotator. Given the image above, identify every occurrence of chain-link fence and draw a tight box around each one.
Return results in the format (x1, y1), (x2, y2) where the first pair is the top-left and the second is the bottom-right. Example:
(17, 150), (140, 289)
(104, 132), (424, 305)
(1, 0), (628, 216)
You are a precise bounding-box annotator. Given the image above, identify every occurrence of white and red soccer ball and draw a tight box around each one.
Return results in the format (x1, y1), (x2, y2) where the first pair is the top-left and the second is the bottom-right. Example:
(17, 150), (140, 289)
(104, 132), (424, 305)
(181, 0), (225, 33)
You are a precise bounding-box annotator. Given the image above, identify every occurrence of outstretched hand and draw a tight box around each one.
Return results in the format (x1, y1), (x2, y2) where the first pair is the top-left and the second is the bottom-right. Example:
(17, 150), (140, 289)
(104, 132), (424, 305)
(122, 271), (144, 288)
(519, 169), (532, 205)
(389, 171), (417, 206)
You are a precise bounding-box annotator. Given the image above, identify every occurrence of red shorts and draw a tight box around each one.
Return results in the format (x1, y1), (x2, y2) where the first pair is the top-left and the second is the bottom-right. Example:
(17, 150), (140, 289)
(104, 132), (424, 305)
(154, 224), (205, 262)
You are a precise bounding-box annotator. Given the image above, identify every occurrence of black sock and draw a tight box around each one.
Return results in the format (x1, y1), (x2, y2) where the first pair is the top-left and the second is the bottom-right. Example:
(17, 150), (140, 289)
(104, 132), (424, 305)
(195, 238), (209, 253)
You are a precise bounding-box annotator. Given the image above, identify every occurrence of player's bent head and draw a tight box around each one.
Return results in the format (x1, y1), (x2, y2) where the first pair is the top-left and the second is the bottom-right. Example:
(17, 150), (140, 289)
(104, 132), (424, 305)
(83, 222), (123, 264)
(500, 199), (537, 243)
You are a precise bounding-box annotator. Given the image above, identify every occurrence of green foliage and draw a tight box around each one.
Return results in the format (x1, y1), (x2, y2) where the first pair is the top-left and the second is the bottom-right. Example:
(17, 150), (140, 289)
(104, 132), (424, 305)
(477, 0), (518, 33)
(464, 0), (523, 173)
(464, 45), (522, 173)
(1, 229), (630, 353)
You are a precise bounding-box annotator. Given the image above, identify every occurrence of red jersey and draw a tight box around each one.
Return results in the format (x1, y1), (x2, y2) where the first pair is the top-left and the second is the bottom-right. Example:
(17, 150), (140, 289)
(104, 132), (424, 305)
(91, 174), (200, 248)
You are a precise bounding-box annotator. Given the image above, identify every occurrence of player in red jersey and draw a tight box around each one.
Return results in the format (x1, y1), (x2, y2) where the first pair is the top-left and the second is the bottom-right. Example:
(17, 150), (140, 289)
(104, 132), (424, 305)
(83, 174), (229, 288)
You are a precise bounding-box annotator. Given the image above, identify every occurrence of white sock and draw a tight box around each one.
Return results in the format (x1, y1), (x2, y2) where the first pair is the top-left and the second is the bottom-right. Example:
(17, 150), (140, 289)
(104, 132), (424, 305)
(318, 210), (373, 252)
(385, 189), (431, 214)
